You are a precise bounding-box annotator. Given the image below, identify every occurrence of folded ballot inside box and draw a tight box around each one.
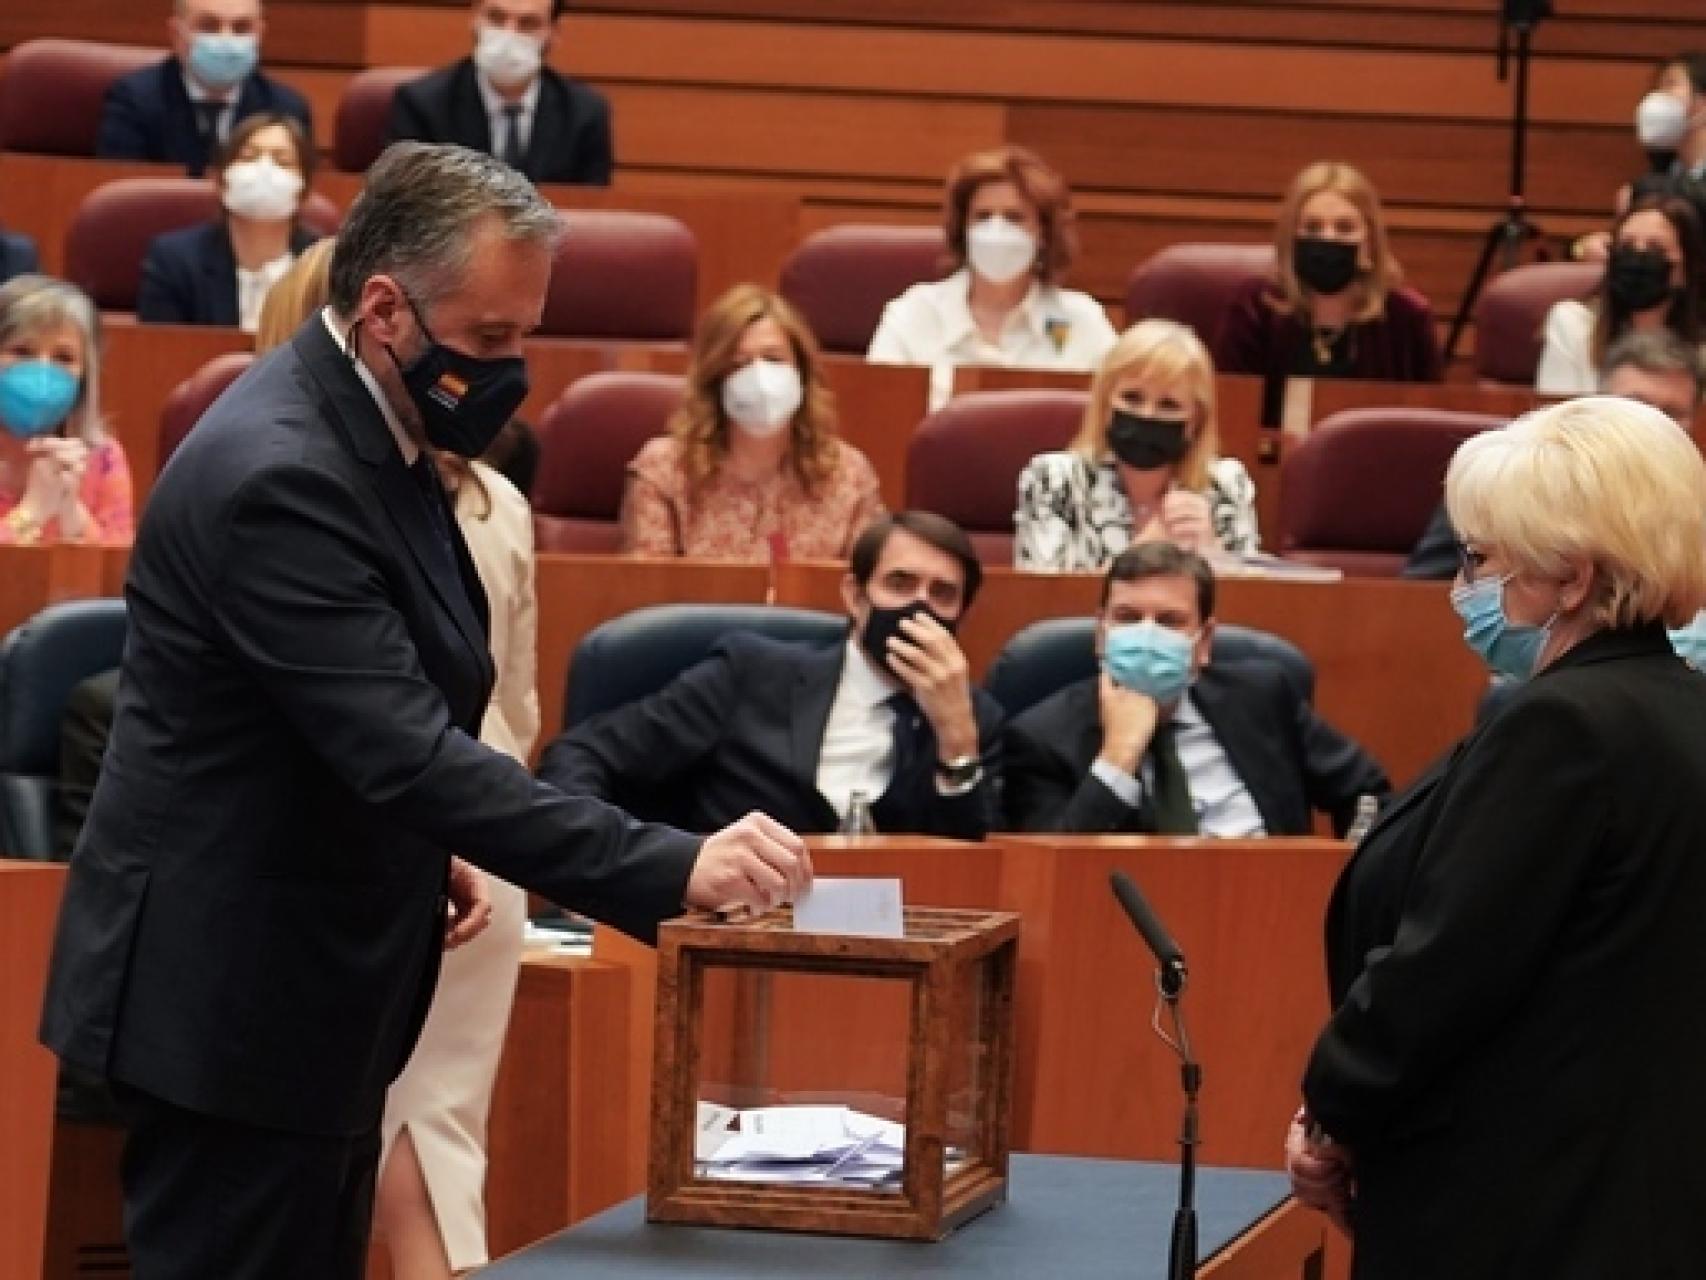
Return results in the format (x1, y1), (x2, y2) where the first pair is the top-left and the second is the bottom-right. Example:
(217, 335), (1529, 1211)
(649, 906), (1020, 1240)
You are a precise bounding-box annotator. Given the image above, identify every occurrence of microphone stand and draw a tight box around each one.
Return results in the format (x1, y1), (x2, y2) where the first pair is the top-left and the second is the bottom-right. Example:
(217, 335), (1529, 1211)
(1153, 956), (1200, 1280)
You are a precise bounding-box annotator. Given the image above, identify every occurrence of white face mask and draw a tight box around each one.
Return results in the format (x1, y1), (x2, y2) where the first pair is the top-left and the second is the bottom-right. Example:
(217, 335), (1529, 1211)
(473, 24), (544, 88)
(221, 157), (304, 222)
(966, 217), (1038, 285)
(1637, 91), (1690, 150)
(720, 359), (802, 436)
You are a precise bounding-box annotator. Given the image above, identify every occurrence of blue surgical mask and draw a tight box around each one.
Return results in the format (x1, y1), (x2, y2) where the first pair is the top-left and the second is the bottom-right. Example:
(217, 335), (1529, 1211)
(187, 32), (259, 91)
(1450, 572), (1554, 681)
(1103, 621), (1196, 703)
(1668, 610), (1706, 668)
(0, 361), (80, 438)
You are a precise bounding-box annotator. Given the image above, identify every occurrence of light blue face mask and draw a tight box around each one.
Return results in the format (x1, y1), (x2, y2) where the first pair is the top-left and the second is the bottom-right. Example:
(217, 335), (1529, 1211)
(187, 32), (259, 91)
(0, 360), (79, 438)
(1103, 621), (1197, 703)
(1668, 610), (1706, 668)
(1450, 572), (1554, 681)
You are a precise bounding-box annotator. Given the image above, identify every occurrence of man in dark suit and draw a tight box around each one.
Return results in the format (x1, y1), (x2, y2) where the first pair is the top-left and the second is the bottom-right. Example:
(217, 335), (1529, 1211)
(389, 0), (613, 186)
(96, 0), (312, 177)
(39, 142), (805, 1279)
(0, 230), (39, 287)
(539, 511), (1004, 838)
(1005, 542), (1388, 836)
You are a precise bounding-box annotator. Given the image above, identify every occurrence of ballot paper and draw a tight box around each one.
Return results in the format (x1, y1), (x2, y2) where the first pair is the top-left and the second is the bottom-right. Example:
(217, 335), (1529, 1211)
(697, 1104), (910, 1187)
(792, 877), (904, 938)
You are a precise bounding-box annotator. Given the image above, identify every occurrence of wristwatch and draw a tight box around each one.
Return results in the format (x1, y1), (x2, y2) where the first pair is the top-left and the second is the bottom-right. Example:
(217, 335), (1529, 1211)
(935, 753), (984, 796)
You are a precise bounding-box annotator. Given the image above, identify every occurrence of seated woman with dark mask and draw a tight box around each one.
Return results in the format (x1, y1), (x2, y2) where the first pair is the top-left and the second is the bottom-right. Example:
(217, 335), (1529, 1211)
(1215, 160), (1442, 383)
(1015, 319), (1257, 571)
(138, 112), (321, 332)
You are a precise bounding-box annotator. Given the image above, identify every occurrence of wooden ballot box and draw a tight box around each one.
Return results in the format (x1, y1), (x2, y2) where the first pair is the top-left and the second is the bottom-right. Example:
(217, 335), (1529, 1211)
(646, 906), (1019, 1241)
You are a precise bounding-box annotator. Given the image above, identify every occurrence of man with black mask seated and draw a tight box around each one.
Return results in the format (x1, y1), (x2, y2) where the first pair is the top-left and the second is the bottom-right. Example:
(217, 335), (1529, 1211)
(538, 511), (1003, 837)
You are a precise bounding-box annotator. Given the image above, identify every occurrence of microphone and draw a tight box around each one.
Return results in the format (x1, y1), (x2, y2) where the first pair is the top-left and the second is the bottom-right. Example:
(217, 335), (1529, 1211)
(1110, 869), (1187, 997)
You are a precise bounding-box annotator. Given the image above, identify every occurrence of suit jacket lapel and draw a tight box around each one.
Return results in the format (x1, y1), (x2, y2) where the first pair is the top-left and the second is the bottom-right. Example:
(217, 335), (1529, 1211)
(451, 59), (494, 152)
(789, 642), (847, 782)
(290, 320), (491, 672)
(525, 74), (568, 181)
(205, 226), (240, 328)
(1191, 668), (1290, 833)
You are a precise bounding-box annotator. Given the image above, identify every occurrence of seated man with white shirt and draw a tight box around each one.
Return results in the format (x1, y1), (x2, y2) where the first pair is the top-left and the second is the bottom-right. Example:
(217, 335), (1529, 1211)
(1004, 542), (1388, 836)
(388, 0), (613, 186)
(537, 511), (1003, 837)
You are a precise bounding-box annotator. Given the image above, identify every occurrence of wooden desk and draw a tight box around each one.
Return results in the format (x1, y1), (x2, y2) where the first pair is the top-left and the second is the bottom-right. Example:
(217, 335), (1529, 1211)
(0, 545), (128, 641)
(483, 952), (635, 1258)
(1, 859), (68, 1280)
(995, 835), (1345, 1169)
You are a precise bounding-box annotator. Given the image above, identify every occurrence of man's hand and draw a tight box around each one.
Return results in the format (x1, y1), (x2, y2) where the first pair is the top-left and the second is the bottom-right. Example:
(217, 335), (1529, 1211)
(1096, 671), (1160, 775)
(444, 856), (492, 950)
(1285, 1110), (1356, 1238)
(887, 612), (979, 761)
(686, 812), (813, 914)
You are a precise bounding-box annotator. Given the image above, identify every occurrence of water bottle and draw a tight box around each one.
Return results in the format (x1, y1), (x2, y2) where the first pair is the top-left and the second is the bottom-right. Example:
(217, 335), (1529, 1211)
(839, 790), (877, 836)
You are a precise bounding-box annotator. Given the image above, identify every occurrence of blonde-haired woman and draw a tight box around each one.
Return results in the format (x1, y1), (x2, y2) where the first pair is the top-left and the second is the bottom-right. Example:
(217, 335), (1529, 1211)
(0, 275), (132, 544)
(1216, 161), (1442, 382)
(1014, 319), (1257, 570)
(1292, 396), (1706, 1277)
(254, 236), (335, 352)
(622, 282), (883, 558)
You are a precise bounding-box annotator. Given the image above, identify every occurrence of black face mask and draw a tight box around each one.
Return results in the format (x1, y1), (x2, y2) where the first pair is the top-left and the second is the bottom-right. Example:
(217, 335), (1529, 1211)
(859, 599), (955, 683)
(1606, 245), (1676, 314)
(1106, 408), (1190, 471)
(1292, 236), (1361, 296)
(384, 292), (530, 459)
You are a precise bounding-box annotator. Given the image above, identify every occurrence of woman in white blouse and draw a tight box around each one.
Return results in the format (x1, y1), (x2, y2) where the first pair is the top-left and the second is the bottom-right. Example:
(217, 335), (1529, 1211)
(137, 112), (321, 333)
(1015, 319), (1258, 571)
(1536, 194), (1705, 395)
(867, 144), (1117, 406)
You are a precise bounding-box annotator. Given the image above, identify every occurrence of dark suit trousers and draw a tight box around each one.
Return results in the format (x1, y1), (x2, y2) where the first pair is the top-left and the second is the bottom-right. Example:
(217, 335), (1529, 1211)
(117, 1084), (379, 1280)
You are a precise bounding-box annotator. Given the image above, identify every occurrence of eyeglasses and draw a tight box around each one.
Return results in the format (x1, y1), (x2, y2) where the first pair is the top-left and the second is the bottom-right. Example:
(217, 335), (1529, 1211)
(1456, 540), (1489, 580)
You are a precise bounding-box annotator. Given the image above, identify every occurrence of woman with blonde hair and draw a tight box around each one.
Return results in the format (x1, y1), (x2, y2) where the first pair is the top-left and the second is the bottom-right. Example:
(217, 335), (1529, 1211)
(254, 236), (335, 352)
(1014, 319), (1256, 570)
(0, 275), (132, 544)
(1291, 396), (1706, 1277)
(1216, 161), (1442, 382)
(622, 282), (883, 558)
(868, 144), (1117, 406)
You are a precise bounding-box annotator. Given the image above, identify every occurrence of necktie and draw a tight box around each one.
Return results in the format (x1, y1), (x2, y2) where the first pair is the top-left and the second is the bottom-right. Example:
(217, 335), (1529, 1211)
(410, 456), (456, 570)
(886, 692), (925, 782)
(1142, 721), (1198, 835)
(499, 103), (525, 169)
(194, 100), (224, 142)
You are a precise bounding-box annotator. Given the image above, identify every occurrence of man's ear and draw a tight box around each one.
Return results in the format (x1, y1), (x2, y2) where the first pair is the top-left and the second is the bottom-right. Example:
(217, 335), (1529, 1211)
(839, 571), (862, 620)
(1193, 617), (1216, 672)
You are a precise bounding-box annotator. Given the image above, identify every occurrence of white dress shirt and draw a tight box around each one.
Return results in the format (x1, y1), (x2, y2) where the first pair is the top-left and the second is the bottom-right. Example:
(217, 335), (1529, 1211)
(236, 252), (296, 334)
(1090, 691), (1267, 837)
(476, 68), (542, 161)
(867, 267), (1119, 408)
(321, 308), (419, 464)
(814, 638), (900, 821)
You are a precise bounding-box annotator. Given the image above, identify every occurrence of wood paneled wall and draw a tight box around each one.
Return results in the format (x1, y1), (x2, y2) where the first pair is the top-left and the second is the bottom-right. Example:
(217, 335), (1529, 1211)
(5, 2), (1706, 335)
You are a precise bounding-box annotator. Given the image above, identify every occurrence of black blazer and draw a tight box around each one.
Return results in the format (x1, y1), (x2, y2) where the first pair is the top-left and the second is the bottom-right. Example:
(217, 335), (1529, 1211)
(40, 318), (699, 1137)
(1401, 502), (1457, 581)
(1303, 626), (1706, 1279)
(0, 230), (39, 286)
(388, 58), (613, 186)
(1002, 661), (1389, 836)
(137, 221), (321, 327)
(96, 57), (313, 177)
(537, 633), (1004, 838)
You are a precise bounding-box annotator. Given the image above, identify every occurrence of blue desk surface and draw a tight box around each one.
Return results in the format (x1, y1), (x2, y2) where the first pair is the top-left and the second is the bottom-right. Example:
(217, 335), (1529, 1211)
(480, 1155), (1294, 1279)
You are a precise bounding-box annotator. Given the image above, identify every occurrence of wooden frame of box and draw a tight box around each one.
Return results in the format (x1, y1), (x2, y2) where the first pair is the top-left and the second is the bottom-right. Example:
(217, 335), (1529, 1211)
(646, 905), (1020, 1241)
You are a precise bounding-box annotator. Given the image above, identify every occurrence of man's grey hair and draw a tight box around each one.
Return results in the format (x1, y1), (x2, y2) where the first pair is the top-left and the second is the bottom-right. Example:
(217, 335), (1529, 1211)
(0, 275), (104, 443)
(328, 142), (562, 314)
(1599, 330), (1706, 408)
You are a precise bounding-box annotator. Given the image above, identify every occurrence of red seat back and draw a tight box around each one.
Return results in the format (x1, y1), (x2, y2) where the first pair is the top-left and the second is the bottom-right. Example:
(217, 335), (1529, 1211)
(780, 224), (948, 354)
(63, 178), (342, 311)
(0, 39), (161, 156)
(1124, 243), (1276, 348)
(1278, 408), (1507, 576)
(333, 67), (428, 173)
(531, 371), (685, 551)
(1473, 261), (1602, 386)
(158, 351), (256, 472)
(541, 211), (697, 341)
(905, 388), (1088, 564)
